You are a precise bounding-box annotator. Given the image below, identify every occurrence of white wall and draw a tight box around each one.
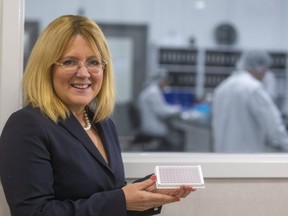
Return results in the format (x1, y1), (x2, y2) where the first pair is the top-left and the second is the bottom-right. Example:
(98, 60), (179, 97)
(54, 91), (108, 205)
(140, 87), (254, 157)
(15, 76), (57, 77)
(0, 0), (23, 130)
(25, 0), (288, 50)
(0, 0), (2, 128)
(1, 177), (288, 216)
(127, 178), (288, 216)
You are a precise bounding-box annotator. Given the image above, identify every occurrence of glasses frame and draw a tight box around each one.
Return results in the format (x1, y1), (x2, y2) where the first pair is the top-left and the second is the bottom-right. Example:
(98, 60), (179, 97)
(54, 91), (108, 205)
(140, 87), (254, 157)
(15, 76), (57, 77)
(54, 58), (107, 73)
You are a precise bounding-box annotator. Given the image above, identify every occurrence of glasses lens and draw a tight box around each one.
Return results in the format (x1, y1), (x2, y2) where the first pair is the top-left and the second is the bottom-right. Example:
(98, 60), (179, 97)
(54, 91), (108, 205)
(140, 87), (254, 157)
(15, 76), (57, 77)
(87, 59), (100, 68)
(61, 59), (78, 69)
(86, 59), (106, 72)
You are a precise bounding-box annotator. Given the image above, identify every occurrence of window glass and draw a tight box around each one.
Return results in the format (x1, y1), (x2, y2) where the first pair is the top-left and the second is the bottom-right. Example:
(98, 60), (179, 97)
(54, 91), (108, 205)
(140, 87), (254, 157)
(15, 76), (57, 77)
(25, 0), (288, 153)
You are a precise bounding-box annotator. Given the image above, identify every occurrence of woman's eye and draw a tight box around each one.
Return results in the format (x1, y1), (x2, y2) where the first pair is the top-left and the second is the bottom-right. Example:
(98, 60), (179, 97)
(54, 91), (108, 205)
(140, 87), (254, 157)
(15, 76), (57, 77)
(88, 59), (100, 66)
(62, 59), (77, 66)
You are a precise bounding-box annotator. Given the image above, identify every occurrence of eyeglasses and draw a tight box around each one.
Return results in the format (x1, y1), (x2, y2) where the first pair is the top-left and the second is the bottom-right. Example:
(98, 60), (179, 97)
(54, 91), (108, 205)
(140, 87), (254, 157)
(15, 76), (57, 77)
(54, 58), (107, 73)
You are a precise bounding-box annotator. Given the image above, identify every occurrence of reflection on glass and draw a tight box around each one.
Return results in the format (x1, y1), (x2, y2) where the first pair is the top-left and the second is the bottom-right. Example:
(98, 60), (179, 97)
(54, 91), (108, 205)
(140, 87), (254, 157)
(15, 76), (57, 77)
(25, 0), (288, 153)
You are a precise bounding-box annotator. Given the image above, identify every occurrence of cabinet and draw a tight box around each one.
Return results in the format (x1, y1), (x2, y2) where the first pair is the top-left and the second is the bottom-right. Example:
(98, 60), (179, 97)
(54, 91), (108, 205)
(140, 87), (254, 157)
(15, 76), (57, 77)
(158, 47), (287, 108)
(158, 47), (198, 107)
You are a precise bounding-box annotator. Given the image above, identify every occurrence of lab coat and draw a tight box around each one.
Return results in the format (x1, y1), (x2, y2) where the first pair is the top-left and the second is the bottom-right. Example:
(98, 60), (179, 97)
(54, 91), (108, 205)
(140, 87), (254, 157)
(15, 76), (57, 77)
(262, 71), (277, 101)
(212, 71), (288, 153)
(138, 83), (180, 137)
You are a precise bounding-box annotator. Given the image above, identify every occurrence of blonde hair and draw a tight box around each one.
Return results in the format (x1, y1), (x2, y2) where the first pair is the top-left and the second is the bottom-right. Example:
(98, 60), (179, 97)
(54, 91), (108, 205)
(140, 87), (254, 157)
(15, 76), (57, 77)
(23, 15), (115, 123)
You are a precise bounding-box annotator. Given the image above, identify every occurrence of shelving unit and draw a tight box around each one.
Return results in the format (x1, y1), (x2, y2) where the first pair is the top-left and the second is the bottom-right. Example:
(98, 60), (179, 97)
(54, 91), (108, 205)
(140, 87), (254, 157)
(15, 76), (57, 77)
(158, 47), (198, 87)
(269, 52), (287, 107)
(203, 49), (241, 93)
(158, 47), (287, 108)
(158, 47), (198, 107)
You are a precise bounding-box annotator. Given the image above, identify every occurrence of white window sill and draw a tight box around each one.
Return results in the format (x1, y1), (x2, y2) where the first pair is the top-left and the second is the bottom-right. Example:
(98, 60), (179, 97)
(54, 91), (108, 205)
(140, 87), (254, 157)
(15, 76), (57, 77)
(122, 152), (288, 178)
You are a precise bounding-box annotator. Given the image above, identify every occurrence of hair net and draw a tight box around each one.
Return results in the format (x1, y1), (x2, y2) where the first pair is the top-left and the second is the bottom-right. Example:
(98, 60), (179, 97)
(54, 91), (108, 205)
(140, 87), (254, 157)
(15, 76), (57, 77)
(143, 68), (171, 87)
(236, 50), (272, 72)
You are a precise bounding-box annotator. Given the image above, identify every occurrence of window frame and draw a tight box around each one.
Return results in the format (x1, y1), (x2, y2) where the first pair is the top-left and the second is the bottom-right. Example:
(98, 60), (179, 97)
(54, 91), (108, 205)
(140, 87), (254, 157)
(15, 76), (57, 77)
(3, 0), (288, 179)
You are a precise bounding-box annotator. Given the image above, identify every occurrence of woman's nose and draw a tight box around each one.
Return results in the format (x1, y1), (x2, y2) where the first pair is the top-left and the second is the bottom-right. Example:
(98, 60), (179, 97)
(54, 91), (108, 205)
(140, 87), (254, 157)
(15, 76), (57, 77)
(76, 65), (91, 76)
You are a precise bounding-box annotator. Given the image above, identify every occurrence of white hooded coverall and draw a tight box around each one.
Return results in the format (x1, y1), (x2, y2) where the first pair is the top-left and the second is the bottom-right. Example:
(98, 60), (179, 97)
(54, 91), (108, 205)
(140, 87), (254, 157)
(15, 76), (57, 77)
(212, 70), (288, 153)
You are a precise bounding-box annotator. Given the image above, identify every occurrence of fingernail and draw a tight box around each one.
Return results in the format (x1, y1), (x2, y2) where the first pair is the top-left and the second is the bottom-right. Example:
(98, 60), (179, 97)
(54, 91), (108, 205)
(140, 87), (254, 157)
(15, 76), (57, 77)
(191, 187), (197, 191)
(150, 175), (157, 180)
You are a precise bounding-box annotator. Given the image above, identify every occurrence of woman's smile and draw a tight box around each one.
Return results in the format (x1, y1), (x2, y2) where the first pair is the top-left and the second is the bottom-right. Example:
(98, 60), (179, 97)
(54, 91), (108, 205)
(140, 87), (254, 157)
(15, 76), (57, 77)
(71, 83), (91, 89)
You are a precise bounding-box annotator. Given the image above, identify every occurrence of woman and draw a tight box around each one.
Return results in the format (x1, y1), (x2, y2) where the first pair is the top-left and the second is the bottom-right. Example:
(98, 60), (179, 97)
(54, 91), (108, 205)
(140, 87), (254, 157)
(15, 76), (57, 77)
(0, 15), (194, 216)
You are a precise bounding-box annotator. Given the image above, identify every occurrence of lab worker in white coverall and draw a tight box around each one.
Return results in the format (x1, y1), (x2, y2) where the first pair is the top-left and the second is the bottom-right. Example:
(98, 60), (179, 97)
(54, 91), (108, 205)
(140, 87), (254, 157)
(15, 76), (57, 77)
(262, 70), (277, 101)
(138, 70), (182, 151)
(212, 50), (288, 153)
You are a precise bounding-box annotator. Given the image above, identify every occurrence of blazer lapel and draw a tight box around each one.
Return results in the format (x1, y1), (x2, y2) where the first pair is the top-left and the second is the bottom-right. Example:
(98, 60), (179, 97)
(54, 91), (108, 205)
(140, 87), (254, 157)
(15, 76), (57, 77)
(59, 114), (113, 173)
(96, 121), (121, 174)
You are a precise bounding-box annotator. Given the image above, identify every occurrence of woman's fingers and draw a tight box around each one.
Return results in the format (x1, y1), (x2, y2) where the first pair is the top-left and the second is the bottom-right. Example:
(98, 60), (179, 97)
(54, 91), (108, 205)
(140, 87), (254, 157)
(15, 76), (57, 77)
(174, 186), (196, 198)
(151, 185), (196, 198)
(123, 184), (179, 211)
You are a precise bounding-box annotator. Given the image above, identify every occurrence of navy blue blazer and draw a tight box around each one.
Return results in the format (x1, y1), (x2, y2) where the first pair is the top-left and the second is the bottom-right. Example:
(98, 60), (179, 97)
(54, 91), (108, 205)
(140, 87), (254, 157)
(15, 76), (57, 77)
(0, 106), (160, 216)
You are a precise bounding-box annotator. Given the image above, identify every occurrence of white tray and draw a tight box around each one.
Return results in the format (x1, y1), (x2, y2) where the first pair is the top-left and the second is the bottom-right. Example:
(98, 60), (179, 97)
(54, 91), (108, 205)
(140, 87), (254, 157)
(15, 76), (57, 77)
(154, 165), (205, 189)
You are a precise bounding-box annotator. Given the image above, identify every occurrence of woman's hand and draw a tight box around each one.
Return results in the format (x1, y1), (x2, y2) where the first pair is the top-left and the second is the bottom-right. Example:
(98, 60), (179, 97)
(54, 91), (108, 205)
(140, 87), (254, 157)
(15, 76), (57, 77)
(122, 176), (180, 211)
(145, 175), (196, 198)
